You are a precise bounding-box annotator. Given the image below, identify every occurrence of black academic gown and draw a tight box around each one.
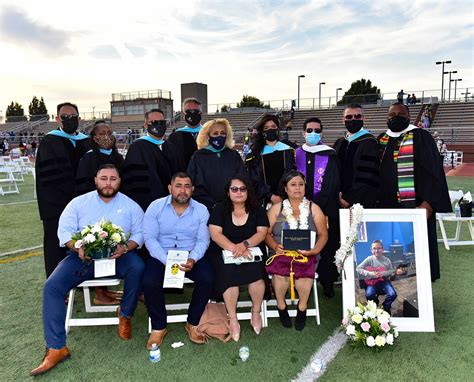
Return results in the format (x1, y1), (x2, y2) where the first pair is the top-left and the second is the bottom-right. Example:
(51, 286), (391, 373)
(121, 139), (184, 212)
(187, 147), (246, 210)
(245, 146), (295, 203)
(167, 129), (198, 169)
(333, 133), (379, 208)
(35, 132), (89, 276)
(295, 145), (341, 285)
(377, 127), (451, 281)
(75, 149), (124, 196)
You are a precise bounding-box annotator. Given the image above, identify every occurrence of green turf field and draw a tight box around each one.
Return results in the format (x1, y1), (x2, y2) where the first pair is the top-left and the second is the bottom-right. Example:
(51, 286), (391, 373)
(0, 176), (472, 381)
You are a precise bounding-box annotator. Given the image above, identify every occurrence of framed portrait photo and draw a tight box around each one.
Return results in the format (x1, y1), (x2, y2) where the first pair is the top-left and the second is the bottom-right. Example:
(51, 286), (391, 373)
(340, 209), (435, 332)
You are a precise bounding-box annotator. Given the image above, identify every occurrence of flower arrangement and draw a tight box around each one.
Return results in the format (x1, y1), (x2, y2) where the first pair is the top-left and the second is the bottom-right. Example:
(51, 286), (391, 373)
(341, 300), (398, 348)
(334, 203), (364, 273)
(71, 219), (129, 259)
(282, 198), (310, 229)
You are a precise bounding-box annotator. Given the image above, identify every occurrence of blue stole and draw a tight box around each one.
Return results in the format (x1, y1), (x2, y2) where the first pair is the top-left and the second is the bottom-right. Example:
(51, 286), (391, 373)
(346, 128), (371, 143)
(176, 125), (202, 138)
(138, 135), (164, 146)
(99, 148), (112, 155)
(47, 129), (88, 147)
(261, 141), (291, 155)
(204, 145), (226, 154)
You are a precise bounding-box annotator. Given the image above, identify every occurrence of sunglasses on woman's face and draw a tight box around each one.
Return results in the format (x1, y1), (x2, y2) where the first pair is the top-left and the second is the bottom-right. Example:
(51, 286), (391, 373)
(229, 186), (247, 193)
(344, 114), (363, 120)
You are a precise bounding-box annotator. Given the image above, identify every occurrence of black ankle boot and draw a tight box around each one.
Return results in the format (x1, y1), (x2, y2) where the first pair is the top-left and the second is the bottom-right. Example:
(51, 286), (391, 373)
(277, 307), (292, 328)
(322, 282), (335, 298)
(295, 308), (307, 331)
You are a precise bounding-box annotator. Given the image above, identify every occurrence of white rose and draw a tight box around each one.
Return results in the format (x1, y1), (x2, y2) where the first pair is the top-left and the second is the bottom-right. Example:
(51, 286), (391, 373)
(366, 336), (375, 347)
(81, 227), (90, 236)
(346, 324), (356, 336)
(375, 335), (386, 347)
(112, 224), (120, 230)
(393, 328), (399, 338)
(83, 233), (96, 244)
(111, 232), (122, 243)
(366, 300), (377, 313)
(354, 307), (362, 314)
(351, 314), (363, 324)
(386, 333), (394, 345)
(90, 224), (101, 234)
(74, 240), (83, 249)
(364, 310), (376, 319)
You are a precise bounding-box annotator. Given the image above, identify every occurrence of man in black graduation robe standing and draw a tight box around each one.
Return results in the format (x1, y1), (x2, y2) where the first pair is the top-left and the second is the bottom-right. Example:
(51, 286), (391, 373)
(121, 108), (185, 212)
(377, 103), (451, 281)
(333, 103), (379, 208)
(35, 102), (89, 277)
(167, 97), (204, 168)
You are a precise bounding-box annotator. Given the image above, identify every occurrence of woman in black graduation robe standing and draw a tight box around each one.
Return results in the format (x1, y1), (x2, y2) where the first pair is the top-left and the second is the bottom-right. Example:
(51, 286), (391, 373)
(187, 118), (245, 210)
(245, 114), (295, 206)
(75, 120), (124, 196)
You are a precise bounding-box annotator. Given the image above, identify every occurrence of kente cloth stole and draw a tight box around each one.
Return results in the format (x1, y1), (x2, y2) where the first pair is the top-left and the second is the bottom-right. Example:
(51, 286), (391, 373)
(379, 132), (415, 207)
(295, 149), (329, 199)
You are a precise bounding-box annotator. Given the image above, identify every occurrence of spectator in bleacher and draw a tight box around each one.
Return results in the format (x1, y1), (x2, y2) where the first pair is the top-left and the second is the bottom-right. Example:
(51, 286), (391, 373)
(168, 97), (204, 168)
(127, 127), (132, 144)
(406, 94), (412, 105)
(245, 114), (296, 206)
(333, 103), (379, 208)
(30, 139), (37, 158)
(188, 118), (245, 210)
(30, 164), (145, 376)
(121, 109), (184, 213)
(143, 172), (212, 346)
(295, 117), (340, 298)
(1, 138), (8, 155)
(411, 94), (417, 104)
(377, 102), (451, 282)
(35, 102), (89, 277)
(397, 89), (404, 104)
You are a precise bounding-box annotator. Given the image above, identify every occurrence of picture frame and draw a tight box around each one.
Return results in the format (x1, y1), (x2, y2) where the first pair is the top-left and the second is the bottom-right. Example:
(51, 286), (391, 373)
(340, 209), (435, 332)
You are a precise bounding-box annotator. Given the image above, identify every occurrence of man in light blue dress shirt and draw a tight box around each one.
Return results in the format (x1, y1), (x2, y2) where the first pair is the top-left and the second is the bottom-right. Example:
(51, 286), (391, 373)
(143, 172), (213, 348)
(31, 164), (145, 376)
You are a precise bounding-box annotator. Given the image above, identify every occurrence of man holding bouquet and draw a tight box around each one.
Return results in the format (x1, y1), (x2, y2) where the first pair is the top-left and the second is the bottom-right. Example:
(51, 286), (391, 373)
(31, 164), (145, 376)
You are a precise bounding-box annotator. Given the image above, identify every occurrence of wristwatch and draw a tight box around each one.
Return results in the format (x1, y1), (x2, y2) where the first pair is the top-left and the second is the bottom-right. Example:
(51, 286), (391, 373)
(243, 240), (250, 248)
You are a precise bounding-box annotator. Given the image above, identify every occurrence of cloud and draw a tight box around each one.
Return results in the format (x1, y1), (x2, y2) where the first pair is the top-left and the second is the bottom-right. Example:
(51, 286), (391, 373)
(89, 45), (121, 59)
(124, 43), (147, 58)
(0, 5), (72, 54)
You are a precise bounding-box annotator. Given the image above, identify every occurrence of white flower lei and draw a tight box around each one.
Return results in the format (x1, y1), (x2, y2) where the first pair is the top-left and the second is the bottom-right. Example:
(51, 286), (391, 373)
(282, 198), (310, 229)
(334, 203), (364, 273)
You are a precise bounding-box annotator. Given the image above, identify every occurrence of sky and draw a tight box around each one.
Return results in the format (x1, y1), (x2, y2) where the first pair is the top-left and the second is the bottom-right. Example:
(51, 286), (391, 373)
(0, 0), (472, 117)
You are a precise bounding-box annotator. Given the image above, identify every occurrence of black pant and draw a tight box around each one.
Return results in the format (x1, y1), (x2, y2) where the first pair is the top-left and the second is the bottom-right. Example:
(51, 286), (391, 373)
(144, 257), (214, 330)
(42, 218), (68, 278)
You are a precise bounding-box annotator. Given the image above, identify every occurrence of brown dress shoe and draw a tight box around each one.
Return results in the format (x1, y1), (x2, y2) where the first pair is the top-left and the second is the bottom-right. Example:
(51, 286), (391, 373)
(117, 308), (132, 340)
(185, 323), (207, 344)
(30, 347), (70, 376)
(146, 329), (168, 349)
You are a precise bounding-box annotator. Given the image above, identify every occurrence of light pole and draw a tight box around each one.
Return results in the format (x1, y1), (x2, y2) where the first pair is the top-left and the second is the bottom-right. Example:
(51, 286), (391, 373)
(318, 82), (326, 109)
(444, 70), (457, 102)
(336, 87), (342, 106)
(297, 75), (305, 110)
(92, 106), (95, 119)
(461, 88), (471, 102)
(450, 78), (462, 102)
(436, 60), (451, 102)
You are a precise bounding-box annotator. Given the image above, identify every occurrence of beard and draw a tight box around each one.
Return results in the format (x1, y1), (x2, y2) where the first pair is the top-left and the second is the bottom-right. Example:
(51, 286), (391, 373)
(97, 186), (119, 199)
(172, 194), (190, 205)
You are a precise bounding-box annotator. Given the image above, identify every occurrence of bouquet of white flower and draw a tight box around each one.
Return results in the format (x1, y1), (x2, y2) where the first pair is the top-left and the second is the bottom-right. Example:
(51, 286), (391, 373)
(341, 300), (398, 348)
(71, 219), (129, 260)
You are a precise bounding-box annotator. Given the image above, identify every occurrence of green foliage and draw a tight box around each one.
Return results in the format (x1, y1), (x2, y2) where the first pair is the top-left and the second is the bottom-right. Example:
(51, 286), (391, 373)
(28, 96), (49, 121)
(6, 101), (27, 122)
(220, 104), (231, 112)
(237, 95), (270, 109)
(337, 78), (382, 106)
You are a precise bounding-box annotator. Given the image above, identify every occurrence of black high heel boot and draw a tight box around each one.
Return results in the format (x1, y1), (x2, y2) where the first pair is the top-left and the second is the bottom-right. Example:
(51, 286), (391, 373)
(278, 306), (292, 328)
(295, 307), (307, 331)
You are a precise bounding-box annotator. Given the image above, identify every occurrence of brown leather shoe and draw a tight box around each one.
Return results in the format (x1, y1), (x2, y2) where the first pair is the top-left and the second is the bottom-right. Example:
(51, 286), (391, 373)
(117, 308), (132, 340)
(30, 347), (70, 376)
(146, 329), (168, 349)
(185, 323), (207, 344)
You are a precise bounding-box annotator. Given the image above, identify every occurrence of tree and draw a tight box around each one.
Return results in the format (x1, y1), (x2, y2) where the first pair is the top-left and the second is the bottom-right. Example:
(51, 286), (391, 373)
(220, 104), (231, 112)
(337, 79), (382, 106)
(29, 96), (49, 121)
(6, 101), (27, 122)
(237, 95), (270, 109)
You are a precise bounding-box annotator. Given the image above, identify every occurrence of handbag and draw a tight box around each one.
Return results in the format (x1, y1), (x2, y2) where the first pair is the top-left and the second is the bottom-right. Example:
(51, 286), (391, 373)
(196, 302), (232, 343)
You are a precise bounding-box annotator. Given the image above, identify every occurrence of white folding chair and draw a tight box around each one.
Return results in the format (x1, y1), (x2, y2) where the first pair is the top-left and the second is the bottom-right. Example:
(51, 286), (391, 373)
(0, 167), (20, 195)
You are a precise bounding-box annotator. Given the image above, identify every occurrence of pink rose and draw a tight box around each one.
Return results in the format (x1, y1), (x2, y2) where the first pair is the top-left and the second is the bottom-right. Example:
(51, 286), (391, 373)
(361, 322), (371, 332)
(99, 231), (108, 239)
(381, 322), (391, 333)
(342, 317), (349, 326)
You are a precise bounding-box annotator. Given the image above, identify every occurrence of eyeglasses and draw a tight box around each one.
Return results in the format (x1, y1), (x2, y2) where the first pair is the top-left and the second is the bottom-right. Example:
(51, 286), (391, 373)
(306, 128), (321, 134)
(372, 247), (384, 251)
(60, 114), (79, 120)
(229, 186), (247, 193)
(344, 114), (363, 120)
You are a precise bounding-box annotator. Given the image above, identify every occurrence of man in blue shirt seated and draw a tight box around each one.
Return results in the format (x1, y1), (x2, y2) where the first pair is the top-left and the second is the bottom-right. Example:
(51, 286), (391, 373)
(143, 172), (213, 347)
(31, 164), (145, 376)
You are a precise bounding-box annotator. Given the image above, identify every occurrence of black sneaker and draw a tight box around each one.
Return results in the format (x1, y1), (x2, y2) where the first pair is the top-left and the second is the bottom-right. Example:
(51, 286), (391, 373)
(278, 307), (292, 328)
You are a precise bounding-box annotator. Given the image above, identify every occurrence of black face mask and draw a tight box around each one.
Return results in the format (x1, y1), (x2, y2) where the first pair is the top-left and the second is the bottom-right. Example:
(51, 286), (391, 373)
(387, 115), (410, 132)
(61, 116), (79, 134)
(263, 128), (279, 142)
(345, 119), (364, 134)
(184, 109), (202, 127)
(147, 120), (167, 137)
(209, 135), (226, 150)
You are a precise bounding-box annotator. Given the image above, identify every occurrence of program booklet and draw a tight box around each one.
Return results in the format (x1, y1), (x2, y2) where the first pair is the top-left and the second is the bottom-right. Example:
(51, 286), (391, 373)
(163, 250), (189, 289)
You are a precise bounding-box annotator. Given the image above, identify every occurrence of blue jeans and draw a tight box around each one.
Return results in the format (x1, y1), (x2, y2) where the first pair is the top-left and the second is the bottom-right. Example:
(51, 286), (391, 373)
(43, 250), (144, 349)
(365, 280), (397, 311)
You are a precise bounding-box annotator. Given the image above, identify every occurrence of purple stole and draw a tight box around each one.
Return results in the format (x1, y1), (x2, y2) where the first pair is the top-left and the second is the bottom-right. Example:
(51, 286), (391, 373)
(295, 147), (329, 199)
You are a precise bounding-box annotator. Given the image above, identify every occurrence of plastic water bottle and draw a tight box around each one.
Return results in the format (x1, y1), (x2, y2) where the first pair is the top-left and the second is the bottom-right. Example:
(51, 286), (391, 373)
(455, 204), (461, 218)
(239, 346), (250, 362)
(149, 343), (161, 363)
(310, 358), (325, 373)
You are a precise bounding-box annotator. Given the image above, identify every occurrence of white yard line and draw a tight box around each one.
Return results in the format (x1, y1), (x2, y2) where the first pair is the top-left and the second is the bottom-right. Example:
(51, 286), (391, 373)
(0, 245), (43, 257)
(293, 329), (347, 381)
(0, 199), (36, 206)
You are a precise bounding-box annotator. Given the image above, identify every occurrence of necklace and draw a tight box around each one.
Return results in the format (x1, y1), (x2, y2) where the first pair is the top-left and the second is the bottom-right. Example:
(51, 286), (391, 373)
(282, 198), (309, 229)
